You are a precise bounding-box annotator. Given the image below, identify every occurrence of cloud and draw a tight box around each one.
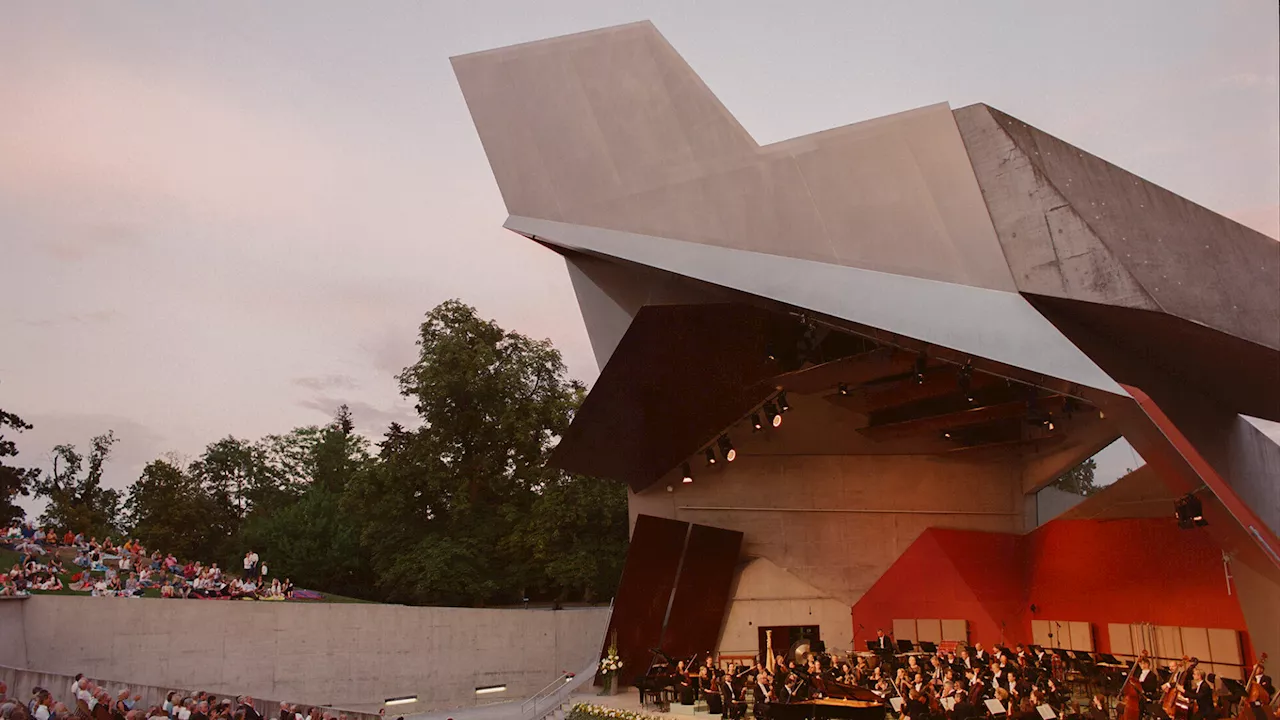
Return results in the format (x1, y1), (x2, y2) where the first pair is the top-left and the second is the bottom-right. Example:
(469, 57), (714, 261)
(1228, 203), (1280, 240)
(292, 374), (359, 392)
(22, 310), (119, 328)
(13, 412), (171, 519)
(296, 395), (418, 437)
(39, 222), (147, 262)
(1218, 72), (1280, 89)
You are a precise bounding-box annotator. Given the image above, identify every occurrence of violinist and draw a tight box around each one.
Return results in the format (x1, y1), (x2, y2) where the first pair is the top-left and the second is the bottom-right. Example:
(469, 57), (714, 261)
(952, 680), (979, 720)
(1088, 694), (1110, 720)
(1044, 678), (1069, 710)
(903, 690), (929, 720)
(1034, 647), (1053, 675)
(754, 672), (774, 720)
(703, 668), (723, 716)
(722, 669), (747, 720)
(1188, 669), (1214, 720)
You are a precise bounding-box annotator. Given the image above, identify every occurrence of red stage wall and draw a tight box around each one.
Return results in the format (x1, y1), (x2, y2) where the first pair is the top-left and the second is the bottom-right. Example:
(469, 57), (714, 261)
(852, 518), (1249, 654)
(1026, 518), (1247, 653)
(852, 528), (1029, 647)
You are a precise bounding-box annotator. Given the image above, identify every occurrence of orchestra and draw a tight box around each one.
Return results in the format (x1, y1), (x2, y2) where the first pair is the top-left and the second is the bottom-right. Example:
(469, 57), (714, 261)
(630, 629), (1277, 720)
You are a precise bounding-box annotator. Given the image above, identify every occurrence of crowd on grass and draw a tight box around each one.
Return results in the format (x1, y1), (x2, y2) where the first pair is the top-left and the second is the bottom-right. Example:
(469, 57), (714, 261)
(0, 678), (380, 720)
(1, 521), (300, 601)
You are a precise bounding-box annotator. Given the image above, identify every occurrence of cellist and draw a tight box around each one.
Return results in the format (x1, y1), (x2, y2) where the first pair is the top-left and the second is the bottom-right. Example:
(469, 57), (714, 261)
(1189, 669), (1215, 720)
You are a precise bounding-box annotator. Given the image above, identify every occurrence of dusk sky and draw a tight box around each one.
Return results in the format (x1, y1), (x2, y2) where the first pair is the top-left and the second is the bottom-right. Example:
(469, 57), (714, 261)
(3, 1), (1277, 514)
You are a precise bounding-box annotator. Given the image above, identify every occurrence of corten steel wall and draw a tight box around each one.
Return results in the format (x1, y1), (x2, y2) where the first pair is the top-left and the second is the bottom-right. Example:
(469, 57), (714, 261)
(851, 520), (1251, 658)
(660, 524), (743, 658)
(601, 514), (689, 682)
(3, 596), (609, 713)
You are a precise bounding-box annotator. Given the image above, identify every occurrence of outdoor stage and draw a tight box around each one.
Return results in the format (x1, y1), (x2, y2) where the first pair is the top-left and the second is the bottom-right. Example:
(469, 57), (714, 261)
(452, 18), (1280, 683)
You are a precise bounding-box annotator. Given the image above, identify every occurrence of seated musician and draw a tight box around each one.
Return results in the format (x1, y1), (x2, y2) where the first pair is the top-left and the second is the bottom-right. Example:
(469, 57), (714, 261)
(702, 668), (724, 716)
(1087, 694), (1109, 720)
(753, 673), (773, 719)
(784, 673), (806, 704)
(678, 661), (696, 705)
(722, 670), (747, 720)
(960, 648), (978, 672)
(1188, 670), (1214, 720)
(903, 690), (929, 720)
(974, 645), (990, 664)
(1034, 648), (1052, 674)
(951, 680), (978, 720)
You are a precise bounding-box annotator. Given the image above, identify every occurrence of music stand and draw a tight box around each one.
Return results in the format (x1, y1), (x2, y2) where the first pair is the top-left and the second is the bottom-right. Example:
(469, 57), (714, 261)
(1098, 654), (1122, 666)
(866, 640), (878, 652)
(1220, 678), (1246, 700)
(920, 642), (938, 654)
(897, 640), (915, 654)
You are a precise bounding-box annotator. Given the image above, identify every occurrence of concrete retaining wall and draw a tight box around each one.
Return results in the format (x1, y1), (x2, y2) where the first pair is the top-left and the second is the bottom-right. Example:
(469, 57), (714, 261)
(2, 596), (610, 714)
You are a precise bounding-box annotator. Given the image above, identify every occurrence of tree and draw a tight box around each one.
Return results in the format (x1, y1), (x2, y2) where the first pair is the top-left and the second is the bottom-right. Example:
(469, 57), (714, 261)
(1051, 457), (1101, 496)
(523, 473), (628, 602)
(0, 408), (41, 526)
(125, 459), (226, 561)
(33, 431), (122, 537)
(345, 300), (587, 606)
(237, 406), (373, 594)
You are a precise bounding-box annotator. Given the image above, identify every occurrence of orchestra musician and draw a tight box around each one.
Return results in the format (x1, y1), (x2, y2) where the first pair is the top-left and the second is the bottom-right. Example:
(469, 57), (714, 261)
(1189, 669), (1215, 720)
(974, 644), (990, 664)
(754, 672), (774, 720)
(1088, 694), (1110, 720)
(874, 629), (895, 653)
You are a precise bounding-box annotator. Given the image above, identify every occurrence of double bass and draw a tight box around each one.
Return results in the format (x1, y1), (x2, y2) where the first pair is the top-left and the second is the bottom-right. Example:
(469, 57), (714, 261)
(1120, 651), (1150, 720)
(1237, 654), (1272, 720)
(1162, 656), (1199, 720)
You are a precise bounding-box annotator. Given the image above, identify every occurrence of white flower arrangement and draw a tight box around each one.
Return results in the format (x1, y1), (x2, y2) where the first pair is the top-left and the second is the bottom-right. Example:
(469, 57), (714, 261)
(569, 703), (659, 720)
(598, 629), (624, 678)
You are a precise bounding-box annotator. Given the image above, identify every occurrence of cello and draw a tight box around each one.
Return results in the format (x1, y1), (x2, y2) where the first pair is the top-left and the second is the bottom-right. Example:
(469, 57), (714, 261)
(1237, 653), (1271, 720)
(1162, 656), (1200, 720)
(1120, 651), (1150, 720)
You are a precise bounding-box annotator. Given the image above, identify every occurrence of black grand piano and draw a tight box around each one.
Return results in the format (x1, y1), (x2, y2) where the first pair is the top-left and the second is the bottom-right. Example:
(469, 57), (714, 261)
(634, 648), (680, 707)
(768, 667), (887, 720)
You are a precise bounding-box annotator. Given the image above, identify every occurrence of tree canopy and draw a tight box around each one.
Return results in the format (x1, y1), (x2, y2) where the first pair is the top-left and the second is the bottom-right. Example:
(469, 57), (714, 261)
(0, 409), (41, 526)
(9, 300), (629, 607)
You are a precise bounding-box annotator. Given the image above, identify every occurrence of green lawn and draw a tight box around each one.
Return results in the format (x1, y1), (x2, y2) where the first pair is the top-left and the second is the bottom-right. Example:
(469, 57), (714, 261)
(0, 546), (369, 603)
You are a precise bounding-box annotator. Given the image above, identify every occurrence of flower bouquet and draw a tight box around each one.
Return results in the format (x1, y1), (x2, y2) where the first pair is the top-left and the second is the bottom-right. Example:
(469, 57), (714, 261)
(599, 630), (624, 695)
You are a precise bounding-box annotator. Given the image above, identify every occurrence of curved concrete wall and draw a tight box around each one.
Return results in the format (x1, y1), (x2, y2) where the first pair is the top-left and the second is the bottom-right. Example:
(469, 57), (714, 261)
(0, 596), (609, 714)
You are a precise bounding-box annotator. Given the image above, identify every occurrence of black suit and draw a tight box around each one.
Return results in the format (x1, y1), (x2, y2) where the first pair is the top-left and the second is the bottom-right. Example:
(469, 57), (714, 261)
(1189, 681), (1215, 720)
(753, 683), (771, 719)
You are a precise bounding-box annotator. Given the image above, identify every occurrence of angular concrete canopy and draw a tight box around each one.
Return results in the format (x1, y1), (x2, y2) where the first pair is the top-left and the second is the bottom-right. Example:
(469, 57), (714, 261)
(452, 21), (1280, 652)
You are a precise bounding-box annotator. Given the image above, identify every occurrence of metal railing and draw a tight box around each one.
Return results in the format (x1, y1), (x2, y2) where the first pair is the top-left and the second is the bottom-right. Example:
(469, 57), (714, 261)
(520, 601), (614, 720)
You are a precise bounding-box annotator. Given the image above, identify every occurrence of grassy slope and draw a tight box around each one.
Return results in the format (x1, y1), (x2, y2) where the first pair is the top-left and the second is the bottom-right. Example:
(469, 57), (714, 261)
(0, 546), (369, 603)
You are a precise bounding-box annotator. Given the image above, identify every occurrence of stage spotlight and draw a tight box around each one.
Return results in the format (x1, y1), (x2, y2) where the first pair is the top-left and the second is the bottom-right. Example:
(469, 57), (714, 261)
(1046, 419), (1055, 431)
(942, 431), (952, 439)
(682, 463), (694, 484)
(718, 435), (737, 462)
(914, 353), (927, 385)
(1175, 493), (1207, 529)
(777, 391), (790, 413)
(764, 401), (782, 427)
(765, 343), (777, 362)
(837, 383), (850, 396)
(704, 447), (717, 466)
(751, 413), (763, 432)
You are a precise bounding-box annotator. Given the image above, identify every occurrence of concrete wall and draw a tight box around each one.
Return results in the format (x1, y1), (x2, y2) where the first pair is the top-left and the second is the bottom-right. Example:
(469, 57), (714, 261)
(717, 558), (852, 658)
(3, 596), (609, 713)
(628, 394), (1026, 612)
(0, 598), (27, 667)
